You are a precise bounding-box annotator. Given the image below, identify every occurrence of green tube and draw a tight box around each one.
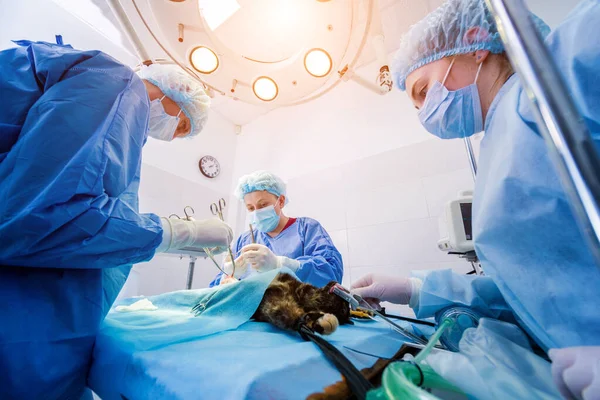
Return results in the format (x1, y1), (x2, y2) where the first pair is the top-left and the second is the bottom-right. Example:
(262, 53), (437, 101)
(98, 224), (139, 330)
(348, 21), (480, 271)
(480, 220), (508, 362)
(414, 318), (454, 364)
(367, 318), (463, 400)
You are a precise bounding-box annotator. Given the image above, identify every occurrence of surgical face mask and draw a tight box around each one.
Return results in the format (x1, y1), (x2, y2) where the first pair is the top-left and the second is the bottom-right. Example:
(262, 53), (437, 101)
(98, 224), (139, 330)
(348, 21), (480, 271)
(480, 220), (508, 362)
(250, 204), (281, 233)
(148, 95), (181, 142)
(418, 59), (484, 139)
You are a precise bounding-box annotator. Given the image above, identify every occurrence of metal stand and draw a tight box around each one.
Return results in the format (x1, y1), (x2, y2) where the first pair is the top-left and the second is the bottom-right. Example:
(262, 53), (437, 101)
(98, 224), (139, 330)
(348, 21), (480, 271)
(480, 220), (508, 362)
(186, 256), (197, 290)
(486, 0), (600, 269)
(463, 137), (478, 182)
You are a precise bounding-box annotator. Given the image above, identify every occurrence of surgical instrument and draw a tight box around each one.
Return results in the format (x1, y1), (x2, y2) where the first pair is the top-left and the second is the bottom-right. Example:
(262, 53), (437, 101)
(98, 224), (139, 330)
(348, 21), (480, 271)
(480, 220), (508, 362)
(249, 224), (256, 243)
(210, 198), (226, 220)
(168, 206), (232, 287)
(330, 284), (429, 346)
(169, 206), (201, 289)
(208, 198), (237, 278)
(169, 205), (196, 221)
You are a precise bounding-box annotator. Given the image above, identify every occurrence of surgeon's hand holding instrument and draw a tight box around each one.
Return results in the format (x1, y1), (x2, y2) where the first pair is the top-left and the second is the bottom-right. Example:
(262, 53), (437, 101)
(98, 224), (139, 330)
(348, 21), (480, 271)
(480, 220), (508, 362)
(222, 252), (249, 279)
(158, 206), (233, 289)
(330, 284), (429, 346)
(348, 274), (483, 352)
(351, 274), (421, 306)
(156, 213), (233, 255)
(241, 243), (301, 273)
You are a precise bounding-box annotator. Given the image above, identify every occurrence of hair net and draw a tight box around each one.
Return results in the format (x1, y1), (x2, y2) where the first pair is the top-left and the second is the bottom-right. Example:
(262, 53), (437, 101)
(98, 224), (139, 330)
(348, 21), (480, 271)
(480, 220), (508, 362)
(392, 0), (550, 91)
(137, 64), (211, 137)
(235, 171), (288, 204)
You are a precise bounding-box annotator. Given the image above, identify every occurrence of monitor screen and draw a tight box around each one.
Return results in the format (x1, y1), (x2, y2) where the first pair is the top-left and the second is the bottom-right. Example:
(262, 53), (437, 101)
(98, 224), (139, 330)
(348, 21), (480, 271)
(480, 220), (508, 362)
(460, 202), (472, 240)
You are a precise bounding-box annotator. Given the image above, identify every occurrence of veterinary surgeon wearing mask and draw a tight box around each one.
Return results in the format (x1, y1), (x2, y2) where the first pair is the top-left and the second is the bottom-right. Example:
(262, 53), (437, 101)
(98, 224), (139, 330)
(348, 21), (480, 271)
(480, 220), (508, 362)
(351, 0), (600, 398)
(210, 170), (343, 288)
(0, 40), (232, 399)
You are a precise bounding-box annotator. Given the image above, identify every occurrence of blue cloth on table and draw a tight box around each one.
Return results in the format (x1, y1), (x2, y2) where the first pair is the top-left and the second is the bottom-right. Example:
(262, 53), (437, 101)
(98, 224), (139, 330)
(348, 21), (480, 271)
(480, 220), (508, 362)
(96, 269), (282, 353)
(89, 270), (410, 400)
(210, 217), (343, 288)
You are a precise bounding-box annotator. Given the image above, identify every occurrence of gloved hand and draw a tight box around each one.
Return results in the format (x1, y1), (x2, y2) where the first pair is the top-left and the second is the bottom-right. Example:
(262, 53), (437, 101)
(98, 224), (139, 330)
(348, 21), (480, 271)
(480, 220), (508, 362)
(549, 346), (600, 400)
(156, 217), (233, 255)
(351, 273), (422, 306)
(219, 275), (238, 286)
(240, 244), (300, 273)
(222, 253), (249, 279)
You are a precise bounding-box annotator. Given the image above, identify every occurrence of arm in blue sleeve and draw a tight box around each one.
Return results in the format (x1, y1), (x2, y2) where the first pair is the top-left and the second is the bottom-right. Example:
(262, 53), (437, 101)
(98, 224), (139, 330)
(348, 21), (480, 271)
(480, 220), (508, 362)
(208, 272), (223, 288)
(0, 42), (162, 269)
(518, 0), (600, 145)
(411, 269), (516, 322)
(294, 221), (343, 288)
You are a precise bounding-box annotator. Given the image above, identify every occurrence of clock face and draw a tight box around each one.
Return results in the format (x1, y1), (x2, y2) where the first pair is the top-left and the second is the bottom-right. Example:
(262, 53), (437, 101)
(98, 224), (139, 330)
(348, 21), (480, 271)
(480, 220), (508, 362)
(199, 155), (220, 178)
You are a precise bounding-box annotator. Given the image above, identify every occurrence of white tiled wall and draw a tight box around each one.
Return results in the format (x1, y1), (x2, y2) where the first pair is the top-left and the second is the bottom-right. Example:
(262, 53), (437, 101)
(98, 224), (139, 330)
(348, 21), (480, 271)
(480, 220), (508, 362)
(283, 138), (477, 313)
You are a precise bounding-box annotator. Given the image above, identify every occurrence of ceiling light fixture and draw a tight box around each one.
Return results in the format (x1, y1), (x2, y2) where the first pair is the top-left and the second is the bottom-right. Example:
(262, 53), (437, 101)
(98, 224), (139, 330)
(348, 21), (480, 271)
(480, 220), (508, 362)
(189, 46), (219, 74)
(252, 76), (278, 101)
(304, 48), (332, 78)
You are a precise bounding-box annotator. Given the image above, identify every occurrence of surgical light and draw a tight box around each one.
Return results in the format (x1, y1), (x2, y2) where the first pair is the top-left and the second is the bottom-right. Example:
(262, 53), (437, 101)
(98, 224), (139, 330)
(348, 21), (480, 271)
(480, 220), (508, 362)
(253, 76), (278, 101)
(304, 48), (332, 78)
(190, 46), (219, 74)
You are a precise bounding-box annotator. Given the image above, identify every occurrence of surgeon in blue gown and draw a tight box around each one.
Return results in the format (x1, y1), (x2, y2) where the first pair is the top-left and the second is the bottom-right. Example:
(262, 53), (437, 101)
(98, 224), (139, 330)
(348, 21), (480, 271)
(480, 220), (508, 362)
(351, 0), (600, 397)
(210, 170), (343, 288)
(0, 40), (233, 399)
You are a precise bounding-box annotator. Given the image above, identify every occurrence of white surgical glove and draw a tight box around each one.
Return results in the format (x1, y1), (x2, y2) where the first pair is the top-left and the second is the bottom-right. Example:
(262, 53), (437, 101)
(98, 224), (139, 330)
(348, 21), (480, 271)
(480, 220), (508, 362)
(156, 217), (233, 255)
(241, 244), (300, 273)
(550, 347), (600, 400)
(350, 273), (422, 307)
(222, 253), (249, 279)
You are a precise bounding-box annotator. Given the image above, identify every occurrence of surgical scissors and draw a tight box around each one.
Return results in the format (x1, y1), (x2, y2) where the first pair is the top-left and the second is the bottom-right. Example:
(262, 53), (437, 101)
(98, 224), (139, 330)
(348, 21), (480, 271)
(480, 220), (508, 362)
(208, 198), (237, 279)
(210, 198), (226, 221)
(169, 205), (195, 221)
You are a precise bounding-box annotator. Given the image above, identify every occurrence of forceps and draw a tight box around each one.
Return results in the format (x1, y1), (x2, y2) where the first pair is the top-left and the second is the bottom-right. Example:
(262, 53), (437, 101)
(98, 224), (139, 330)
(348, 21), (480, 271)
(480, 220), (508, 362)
(210, 198), (226, 220)
(330, 284), (429, 346)
(169, 205), (195, 221)
(208, 198), (237, 278)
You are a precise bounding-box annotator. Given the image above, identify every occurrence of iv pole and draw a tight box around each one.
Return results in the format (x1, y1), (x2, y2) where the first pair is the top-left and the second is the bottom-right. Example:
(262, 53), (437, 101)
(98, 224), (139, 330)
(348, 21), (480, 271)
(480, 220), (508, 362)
(486, 0), (600, 269)
(464, 137), (477, 181)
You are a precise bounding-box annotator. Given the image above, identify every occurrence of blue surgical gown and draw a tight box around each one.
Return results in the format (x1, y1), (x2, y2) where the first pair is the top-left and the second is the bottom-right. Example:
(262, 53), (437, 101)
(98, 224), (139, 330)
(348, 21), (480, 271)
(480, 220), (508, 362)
(412, 0), (600, 352)
(0, 41), (162, 398)
(209, 217), (343, 288)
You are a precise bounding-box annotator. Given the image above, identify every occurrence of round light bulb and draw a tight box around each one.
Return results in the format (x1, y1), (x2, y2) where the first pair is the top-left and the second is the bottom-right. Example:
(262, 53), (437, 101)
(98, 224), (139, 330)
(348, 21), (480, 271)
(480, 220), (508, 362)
(253, 76), (278, 101)
(190, 46), (219, 74)
(304, 48), (332, 78)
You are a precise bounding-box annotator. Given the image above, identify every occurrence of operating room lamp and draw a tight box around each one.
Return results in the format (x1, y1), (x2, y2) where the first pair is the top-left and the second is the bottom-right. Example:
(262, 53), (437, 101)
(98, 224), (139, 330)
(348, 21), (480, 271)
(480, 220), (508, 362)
(108, 0), (393, 109)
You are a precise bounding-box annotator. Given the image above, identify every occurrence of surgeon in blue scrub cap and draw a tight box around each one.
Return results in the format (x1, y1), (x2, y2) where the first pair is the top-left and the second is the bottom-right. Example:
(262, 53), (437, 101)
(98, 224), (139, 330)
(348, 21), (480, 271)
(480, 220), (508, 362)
(0, 40), (232, 399)
(352, 0), (600, 397)
(209, 170), (343, 288)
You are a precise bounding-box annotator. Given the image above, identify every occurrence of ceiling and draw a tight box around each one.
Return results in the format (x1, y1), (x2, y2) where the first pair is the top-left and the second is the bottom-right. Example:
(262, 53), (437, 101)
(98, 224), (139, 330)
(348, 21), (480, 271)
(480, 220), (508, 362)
(95, 0), (444, 126)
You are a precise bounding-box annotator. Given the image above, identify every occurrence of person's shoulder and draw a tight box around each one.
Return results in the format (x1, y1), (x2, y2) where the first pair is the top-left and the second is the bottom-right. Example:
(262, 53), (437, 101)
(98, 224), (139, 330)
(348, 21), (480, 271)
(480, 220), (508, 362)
(296, 217), (325, 229)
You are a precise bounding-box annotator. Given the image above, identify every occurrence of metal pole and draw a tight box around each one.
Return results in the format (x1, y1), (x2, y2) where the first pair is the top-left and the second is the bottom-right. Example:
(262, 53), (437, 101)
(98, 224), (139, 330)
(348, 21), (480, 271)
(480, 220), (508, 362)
(186, 256), (197, 290)
(486, 0), (600, 267)
(463, 137), (477, 181)
(107, 0), (150, 61)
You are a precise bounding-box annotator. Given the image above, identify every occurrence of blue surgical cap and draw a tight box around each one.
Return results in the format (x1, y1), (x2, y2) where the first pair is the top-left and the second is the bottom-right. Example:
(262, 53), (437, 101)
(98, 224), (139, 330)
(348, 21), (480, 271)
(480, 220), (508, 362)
(392, 0), (550, 91)
(235, 171), (288, 204)
(138, 64), (211, 137)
